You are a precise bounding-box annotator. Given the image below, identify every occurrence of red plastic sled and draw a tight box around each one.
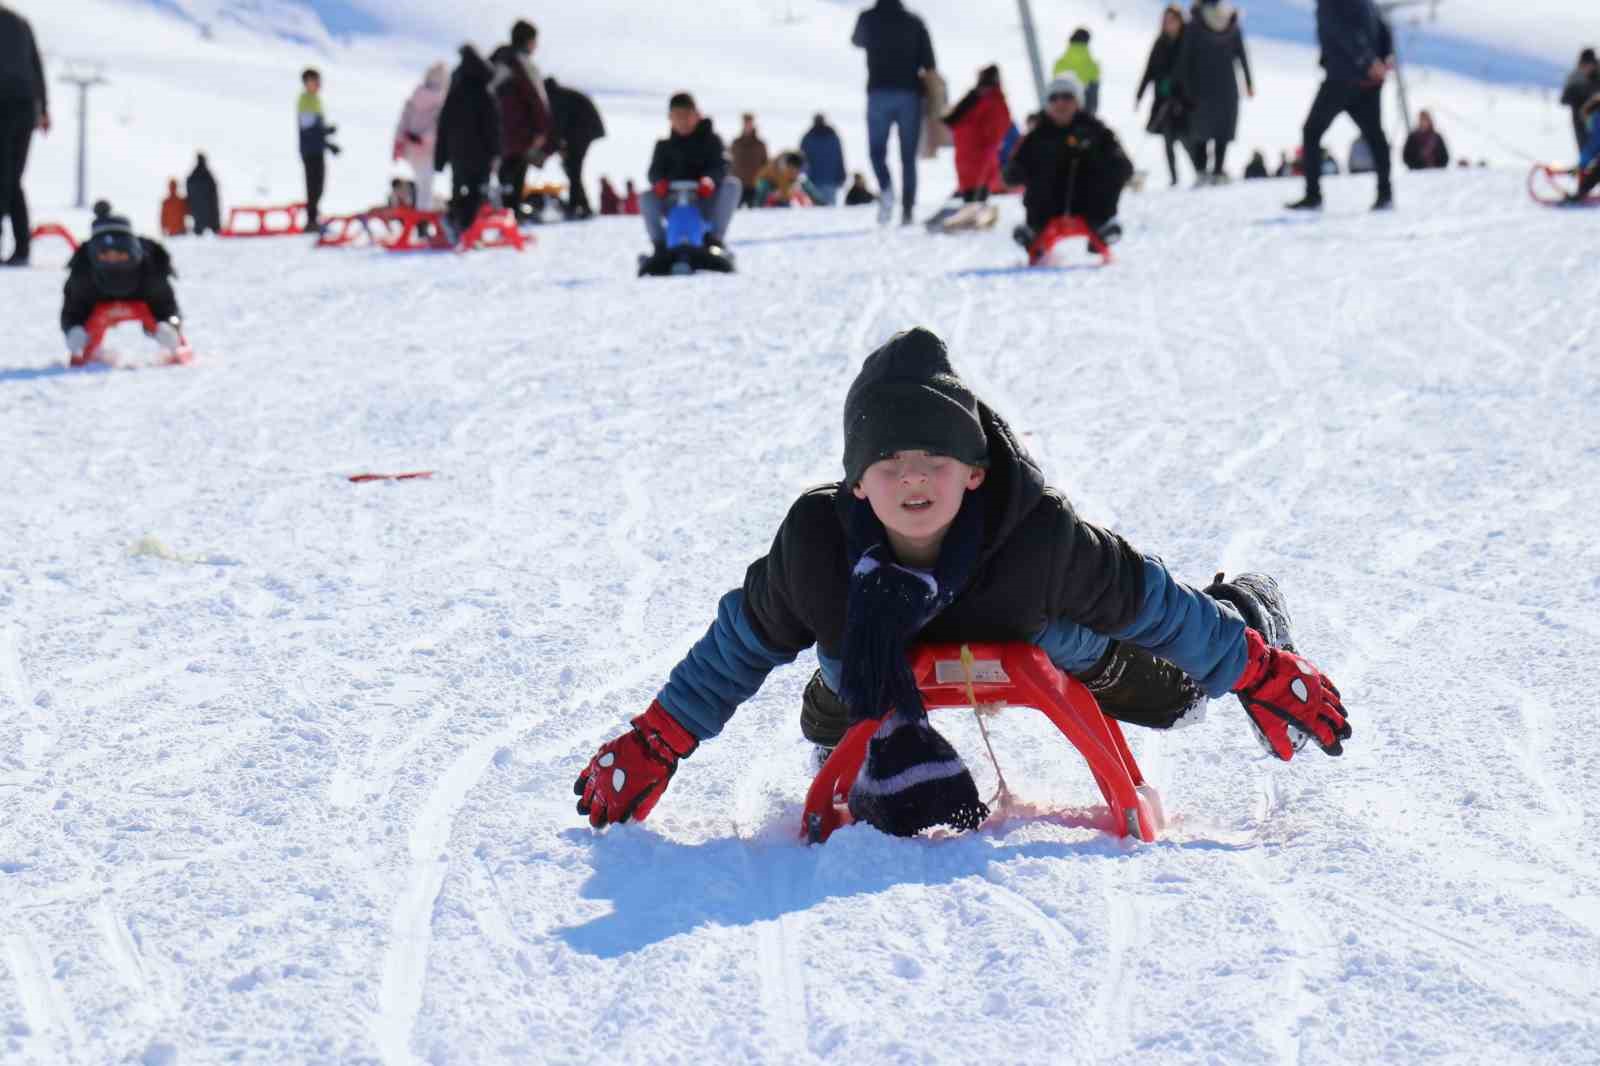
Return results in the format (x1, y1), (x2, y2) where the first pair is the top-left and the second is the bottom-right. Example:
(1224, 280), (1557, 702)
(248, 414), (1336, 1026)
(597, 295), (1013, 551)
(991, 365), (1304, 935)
(1527, 164), (1599, 207)
(1028, 215), (1114, 266)
(347, 471), (435, 483)
(71, 301), (193, 368)
(29, 223), (79, 253)
(457, 205), (527, 252)
(220, 203), (309, 238)
(802, 642), (1161, 844)
(315, 211), (390, 248)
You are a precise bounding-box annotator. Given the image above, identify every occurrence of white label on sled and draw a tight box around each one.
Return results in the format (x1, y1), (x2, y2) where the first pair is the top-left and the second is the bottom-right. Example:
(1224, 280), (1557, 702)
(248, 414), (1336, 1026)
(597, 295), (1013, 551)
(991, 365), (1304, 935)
(934, 659), (1010, 685)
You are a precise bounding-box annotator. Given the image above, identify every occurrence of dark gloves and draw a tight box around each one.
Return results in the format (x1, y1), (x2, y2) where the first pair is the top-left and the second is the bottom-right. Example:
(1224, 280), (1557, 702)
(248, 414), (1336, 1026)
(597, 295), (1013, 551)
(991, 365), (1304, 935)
(1233, 628), (1351, 760)
(574, 701), (698, 827)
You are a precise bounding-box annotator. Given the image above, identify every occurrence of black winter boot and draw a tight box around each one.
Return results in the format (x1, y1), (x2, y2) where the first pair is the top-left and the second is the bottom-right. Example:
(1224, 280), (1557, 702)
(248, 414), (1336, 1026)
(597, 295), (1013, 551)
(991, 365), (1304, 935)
(1077, 641), (1205, 729)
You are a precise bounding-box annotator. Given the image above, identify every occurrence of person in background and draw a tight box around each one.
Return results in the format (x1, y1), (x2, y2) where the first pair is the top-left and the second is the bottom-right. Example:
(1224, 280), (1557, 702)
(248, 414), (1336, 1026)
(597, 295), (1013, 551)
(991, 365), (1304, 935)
(845, 172), (877, 205)
(599, 176), (622, 215)
(544, 76), (605, 219)
(297, 68), (340, 229)
(1401, 109), (1449, 170)
(1052, 27), (1102, 116)
(1571, 94), (1600, 203)
(1243, 150), (1268, 178)
(943, 64), (1010, 203)
(852, 0), (937, 226)
(624, 179), (640, 214)
(800, 114), (847, 205)
(1137, 5), (1196, 187)
(1176, 0), (1254, 186)
(1560, 49), (1600, 153)
(186, 153), (221, 236)
(1289, 0), (1392, 211)
(730, 113), (769, 208)
(435, 45), (502, 236)
(1004, 73), (1132, 250)
(0, 1), (48, 266)
(638, 91), (740, 272)
(395, 63), (448, 214)
(159, 179), (188, 236)
(489, 19), (551, 220)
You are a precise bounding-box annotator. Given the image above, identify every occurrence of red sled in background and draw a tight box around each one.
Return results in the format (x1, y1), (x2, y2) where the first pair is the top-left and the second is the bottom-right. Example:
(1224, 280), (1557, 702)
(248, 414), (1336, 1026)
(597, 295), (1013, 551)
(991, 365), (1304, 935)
(71, 302), (194, 369)
(1527, 164), (1600, 207)
(802, 642), (1163, 844)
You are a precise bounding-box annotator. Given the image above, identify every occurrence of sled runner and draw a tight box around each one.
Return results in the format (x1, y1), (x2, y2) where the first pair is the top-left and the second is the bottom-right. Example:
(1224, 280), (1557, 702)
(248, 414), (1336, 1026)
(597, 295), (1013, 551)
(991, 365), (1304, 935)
(1527, 164), (1600, 207)
(1028, 215), (1114, 266)
(639, 180), (735, 277)
(71, 301), (193, 369)
(220, 203), (309, 238)
(29, 222), (79, 253)
(802, 642), (1162, 844)
(315, 211), (391, 248)
(924, 200), (999, 234)
(457, 205), (528, 251)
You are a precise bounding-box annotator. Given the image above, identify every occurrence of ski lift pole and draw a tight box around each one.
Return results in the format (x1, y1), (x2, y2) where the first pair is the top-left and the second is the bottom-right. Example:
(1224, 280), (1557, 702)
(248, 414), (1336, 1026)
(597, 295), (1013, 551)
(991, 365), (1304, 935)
(1017, 0), (1048, 111)
(60, 64), (108, 209)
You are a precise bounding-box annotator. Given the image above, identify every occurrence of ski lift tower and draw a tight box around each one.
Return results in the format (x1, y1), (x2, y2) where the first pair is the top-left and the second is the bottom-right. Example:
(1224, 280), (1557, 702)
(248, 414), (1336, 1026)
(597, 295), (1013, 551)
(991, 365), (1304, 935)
(1378, 0), (1444, 135)
(1016, 0), (1048, 110)
(59, 59), (108, 209)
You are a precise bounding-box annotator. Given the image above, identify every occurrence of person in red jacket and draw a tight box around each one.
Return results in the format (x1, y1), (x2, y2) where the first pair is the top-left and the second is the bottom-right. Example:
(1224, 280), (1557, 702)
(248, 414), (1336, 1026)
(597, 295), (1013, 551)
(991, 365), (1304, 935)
(159, 179), (188, 236)
(598, 176), (621, 215)
(489, 19), (551, 220)
(944, 64), (1012, 201)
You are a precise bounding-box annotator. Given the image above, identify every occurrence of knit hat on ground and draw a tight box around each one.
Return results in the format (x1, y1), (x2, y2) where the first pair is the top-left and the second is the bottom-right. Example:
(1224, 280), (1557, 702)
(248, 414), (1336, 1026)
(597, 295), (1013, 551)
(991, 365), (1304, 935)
(842, 327), (989, 485)
(1046, 72), (1084, 101)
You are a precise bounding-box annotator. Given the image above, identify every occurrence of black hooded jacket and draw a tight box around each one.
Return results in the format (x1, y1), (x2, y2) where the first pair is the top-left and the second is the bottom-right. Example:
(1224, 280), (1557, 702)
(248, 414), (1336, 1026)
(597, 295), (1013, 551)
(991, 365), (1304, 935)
(851, 0), (936, 94)
(647, 118), (730, 184)
(0, 6), (45, 108)
(1003, 108), (1132, 226)
(61, 239), (178, 331)
(742, 403), (1145, 663)
(435, 46), (502, 175)
(185, 158), (221, 234)
(545, 77), (605, 153)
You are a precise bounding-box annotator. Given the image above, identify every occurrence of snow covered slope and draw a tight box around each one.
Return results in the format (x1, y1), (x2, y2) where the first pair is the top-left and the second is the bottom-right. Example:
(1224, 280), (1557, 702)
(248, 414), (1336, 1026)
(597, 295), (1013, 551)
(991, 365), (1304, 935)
(11, 0), (1600, 239)
(3, 168), (1599, 1064)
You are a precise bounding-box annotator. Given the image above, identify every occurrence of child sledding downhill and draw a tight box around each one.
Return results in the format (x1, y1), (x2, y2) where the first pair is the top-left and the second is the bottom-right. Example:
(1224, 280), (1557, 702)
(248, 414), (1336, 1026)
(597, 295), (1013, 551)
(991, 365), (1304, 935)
(1003, 73), (1133, 259)
(61, 202), (186, 367)
(575, 328), (1351, 838)
(638, 92), (741, 276)
(923, 64), (1011, 232)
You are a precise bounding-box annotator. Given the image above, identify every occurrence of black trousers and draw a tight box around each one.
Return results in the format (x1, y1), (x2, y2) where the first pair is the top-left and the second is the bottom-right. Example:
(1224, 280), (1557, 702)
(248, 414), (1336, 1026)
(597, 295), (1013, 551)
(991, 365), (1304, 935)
(302, 154), (325, 225)
(562, 143), (590, 217)
(1303, 79), (1390, 197)
(499, 157), (529, 213)
(1579, 161), (1600, 201)
(1189, 138), (1230, 175)
(449, 168), (491, 230)
(1, 100), (35, 258)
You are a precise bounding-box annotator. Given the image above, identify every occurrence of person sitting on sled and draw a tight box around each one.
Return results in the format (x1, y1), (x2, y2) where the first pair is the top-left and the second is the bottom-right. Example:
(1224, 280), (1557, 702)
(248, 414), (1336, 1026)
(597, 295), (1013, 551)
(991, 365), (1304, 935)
(753, 150), (820, 207)
(61, 202), (182, 363)
(944, 64), (1013, 204)
(574, 327), (1351, 837)
(1002, 72), (1132, 253)
(1572, 94), (1600, 204)
(638, 92), (741, 274)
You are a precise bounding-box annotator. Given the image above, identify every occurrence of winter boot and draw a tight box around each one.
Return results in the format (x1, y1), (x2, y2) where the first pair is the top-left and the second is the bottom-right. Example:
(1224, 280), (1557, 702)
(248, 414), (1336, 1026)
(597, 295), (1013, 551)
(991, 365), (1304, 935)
(847, 710), (988, 836)
(1372, 187), (1394, 211)
(1094, 218), (1123, 246)
(877, 186), (896, 226)
(1077, 641), (1206, 730)
(1012, 223), (1037, 252)
(1204, 571), (1309, 754)
(1285, 193), (1323, 211)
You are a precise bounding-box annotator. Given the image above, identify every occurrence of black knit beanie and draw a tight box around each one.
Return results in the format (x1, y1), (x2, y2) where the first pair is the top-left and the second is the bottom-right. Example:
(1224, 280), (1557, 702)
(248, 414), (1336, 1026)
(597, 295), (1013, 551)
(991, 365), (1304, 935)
(842, 328), (989, 485)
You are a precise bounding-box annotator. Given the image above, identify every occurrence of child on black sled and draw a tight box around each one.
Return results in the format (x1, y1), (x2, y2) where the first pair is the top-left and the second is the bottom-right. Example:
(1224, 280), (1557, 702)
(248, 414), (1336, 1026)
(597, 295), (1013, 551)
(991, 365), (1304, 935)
(61, 202), (182, 363)
(638, 92), (741, 274)
(575, 328), (1351, 837)
(1003, 73), (1132, 252)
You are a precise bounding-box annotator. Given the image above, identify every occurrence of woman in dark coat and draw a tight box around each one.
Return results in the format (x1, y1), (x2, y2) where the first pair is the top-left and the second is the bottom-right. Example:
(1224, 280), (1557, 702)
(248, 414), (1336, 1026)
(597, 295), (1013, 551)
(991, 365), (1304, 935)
(544, 77), (605, 219)
(1176, 0), (1253, 184)
(435, 46), (503, 232)
(1136, 5), (1197, 187)
(185, 154), (221, 235)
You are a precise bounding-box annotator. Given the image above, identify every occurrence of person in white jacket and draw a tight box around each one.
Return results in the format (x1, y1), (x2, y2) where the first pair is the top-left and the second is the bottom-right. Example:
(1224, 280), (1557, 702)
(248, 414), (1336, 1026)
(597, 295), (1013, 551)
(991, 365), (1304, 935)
(393, 63), (448, 212)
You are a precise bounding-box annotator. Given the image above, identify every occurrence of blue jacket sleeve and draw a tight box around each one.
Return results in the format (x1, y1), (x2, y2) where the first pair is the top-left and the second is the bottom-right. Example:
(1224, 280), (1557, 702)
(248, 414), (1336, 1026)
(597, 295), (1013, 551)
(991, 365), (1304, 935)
(1111, 556), (1249, 697)
(656, 589), (799, 740)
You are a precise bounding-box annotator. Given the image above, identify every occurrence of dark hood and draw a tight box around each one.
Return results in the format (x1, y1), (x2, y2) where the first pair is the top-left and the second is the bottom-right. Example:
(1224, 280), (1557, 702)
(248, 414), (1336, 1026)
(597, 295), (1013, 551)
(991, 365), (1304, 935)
(456, 45), (492, 85)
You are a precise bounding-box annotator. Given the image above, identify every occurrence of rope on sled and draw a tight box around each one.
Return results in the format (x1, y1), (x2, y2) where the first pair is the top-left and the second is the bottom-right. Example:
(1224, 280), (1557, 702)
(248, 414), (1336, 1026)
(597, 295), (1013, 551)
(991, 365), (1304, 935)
(959, 644), (1015, 814)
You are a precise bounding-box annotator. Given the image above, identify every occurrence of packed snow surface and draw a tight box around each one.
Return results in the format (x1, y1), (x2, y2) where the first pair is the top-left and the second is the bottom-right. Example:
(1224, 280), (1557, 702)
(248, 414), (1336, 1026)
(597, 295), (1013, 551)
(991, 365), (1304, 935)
(3, 166), (1599, 1064)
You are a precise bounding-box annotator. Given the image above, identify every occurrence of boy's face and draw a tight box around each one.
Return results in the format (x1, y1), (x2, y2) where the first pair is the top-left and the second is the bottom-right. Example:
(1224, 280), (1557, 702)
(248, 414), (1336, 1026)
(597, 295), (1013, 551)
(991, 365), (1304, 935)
(852, 450), (985, 549)
(1046, 93), (1079, 125)
(304, 74), (321, 94)
(669, 107), (699, 136)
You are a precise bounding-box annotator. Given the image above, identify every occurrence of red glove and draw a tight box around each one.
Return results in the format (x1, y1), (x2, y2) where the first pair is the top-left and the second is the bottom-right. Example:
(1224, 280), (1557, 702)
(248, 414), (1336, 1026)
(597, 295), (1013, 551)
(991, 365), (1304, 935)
(1233, 629), (1351, 760)
(697, 176), (716, 199)
(573, 701), (698, 827)
(652, 179), (670, 200)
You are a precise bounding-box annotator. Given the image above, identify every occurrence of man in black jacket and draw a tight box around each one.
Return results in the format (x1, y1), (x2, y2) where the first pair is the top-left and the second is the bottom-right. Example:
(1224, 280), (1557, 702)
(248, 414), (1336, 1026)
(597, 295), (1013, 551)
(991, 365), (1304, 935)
(1289, 0), (1393, 211)
(639, 92), (740, 269)
(545, 77), (604, 219)
(1002, 74), (1132, 249)
(852, 0), (937, 225)
(0, 2), (49, 266)
(435, 46), (502, 234)
(1561, 50), (1600, 153)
